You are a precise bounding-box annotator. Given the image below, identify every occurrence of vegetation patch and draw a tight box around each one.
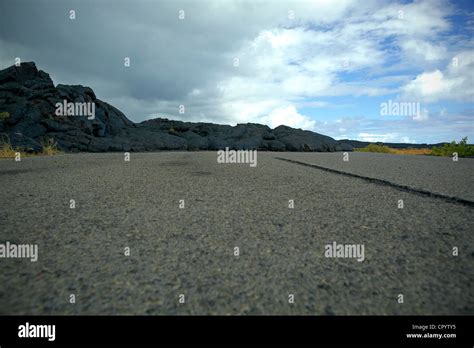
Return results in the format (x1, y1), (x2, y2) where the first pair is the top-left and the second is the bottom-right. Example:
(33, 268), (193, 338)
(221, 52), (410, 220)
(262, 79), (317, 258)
(168, 127), (180, 136)
(0, 135), (62, 159)
(355, 144), (392, 153)
(0, 135), (16, 158)
(431, 137), (474, 157)
(389, 148), (432, 155)
(355, 144), (432, 155)
(40, 137), (62, 156)
(355, 137), (473, 157)
(0, 111), (10, 122)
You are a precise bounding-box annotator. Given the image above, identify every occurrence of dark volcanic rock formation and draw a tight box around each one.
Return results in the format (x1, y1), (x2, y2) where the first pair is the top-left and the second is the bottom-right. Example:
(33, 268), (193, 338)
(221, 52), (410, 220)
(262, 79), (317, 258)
(0, 62), (353, 152)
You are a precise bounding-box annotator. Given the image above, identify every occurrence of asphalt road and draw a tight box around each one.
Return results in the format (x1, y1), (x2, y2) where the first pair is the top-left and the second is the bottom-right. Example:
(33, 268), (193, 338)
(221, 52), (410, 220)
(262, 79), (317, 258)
(0, 152), (472, 315)
(277, 151), (474, 202)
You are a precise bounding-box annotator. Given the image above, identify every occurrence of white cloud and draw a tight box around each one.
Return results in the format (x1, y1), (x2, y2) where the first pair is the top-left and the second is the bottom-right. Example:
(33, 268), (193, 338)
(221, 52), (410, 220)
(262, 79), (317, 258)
(357, 133), (398, 142)
(401, 136), (416, 143)
(295, 100), (329, 108)
(412, 108), (429, 122)
(400, 39), (447, 62)
(1, 0), (470, 145)
(260, 105), (316, 130)
(402, 70), (451, 100)
(401, 50), (474, 102)
(318, 108), (474, 144)
(208, 0), (460, 127)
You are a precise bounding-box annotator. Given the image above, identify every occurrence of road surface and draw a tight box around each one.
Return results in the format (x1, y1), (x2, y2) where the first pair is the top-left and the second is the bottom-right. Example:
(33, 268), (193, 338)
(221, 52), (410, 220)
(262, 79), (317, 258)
(0, 152), (472, 315)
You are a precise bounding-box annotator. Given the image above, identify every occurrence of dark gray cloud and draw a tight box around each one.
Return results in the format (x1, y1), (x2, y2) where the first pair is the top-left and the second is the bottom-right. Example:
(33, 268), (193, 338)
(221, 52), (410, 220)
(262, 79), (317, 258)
(0, 0), (268, 121)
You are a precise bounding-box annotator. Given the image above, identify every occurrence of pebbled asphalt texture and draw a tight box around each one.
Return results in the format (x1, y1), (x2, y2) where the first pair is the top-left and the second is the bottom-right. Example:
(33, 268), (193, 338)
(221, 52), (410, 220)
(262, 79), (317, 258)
(0, 152), (472, 315)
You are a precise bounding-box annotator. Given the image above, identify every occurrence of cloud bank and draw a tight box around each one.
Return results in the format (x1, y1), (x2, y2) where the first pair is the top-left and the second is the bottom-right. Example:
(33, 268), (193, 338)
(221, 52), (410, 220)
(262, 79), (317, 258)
(0, 0), (472, 143)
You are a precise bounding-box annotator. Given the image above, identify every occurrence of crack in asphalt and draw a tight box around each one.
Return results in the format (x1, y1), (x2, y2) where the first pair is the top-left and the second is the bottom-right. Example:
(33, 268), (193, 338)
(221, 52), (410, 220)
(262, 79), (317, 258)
(275, 157), (474, 208)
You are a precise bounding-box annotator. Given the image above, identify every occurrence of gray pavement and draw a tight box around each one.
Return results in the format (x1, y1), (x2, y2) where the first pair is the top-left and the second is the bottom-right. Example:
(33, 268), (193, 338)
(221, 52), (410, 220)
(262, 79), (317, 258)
(0, 152), (473, 315)
(277, 152), (474, 202)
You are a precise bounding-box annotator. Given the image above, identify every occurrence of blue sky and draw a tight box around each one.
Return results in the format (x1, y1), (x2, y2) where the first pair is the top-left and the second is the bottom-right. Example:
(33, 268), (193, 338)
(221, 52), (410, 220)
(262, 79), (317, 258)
(293, 0), (474, 143)
(1, 0), (472, 143)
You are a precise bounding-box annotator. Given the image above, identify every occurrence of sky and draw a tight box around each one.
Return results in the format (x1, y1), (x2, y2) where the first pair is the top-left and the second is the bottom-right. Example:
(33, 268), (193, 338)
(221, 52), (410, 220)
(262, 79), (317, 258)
(0, 0), (473, 143)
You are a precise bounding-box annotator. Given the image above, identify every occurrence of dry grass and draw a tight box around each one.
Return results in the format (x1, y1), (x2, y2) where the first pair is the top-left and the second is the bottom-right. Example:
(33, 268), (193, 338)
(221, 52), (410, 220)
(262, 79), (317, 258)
(0, 140), (17, 158)
(40, 137), (62, 156)
(355, 144), (432, 155)
(0, 135), (62, 159)
(356, 137), (474, 157)
(389, 148), (432, 155)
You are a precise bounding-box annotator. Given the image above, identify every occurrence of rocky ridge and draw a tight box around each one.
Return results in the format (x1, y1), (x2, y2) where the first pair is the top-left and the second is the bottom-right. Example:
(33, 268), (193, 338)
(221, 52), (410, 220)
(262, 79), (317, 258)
(0, 62), (353, 153)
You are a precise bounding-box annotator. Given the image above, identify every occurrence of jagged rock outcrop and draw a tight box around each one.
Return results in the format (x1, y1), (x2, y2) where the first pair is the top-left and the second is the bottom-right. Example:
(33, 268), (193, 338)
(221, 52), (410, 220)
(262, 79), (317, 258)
(0, 62), (353, 152)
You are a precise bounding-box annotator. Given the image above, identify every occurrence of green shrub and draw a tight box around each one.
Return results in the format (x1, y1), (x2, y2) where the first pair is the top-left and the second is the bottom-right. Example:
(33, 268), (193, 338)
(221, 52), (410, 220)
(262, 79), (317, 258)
(168, 127), (179, 136)
(0, 112), (10, 121)
(356, 143), (392, 153)
(431, 137), (474, 157)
